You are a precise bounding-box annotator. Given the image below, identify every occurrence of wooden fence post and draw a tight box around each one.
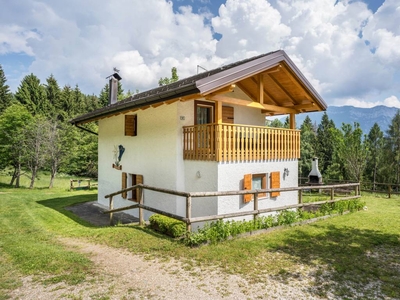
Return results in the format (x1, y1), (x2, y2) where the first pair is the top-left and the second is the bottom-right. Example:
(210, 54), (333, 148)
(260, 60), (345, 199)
(298, 190), (303, 209)
(139, 187), (144, 226)
(253, 193), (259, 220)
(109, 196), (114, 226)
(186, 196), (192, 232)
(330, 188), (334, 200)
(388, 185), (391, 198)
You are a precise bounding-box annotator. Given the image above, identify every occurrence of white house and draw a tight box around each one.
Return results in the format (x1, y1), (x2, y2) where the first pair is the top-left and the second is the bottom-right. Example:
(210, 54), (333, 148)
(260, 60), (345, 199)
(71, 50), (327, 226)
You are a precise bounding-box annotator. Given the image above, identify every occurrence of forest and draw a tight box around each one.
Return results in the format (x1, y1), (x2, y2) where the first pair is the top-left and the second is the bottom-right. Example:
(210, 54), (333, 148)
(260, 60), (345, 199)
(1, 64), (400, 189)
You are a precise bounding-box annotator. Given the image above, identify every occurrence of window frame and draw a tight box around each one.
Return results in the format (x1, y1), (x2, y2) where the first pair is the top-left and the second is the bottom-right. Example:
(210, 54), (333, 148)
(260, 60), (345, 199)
(243, 173), (267, 203)
(125, 114), (137, 136)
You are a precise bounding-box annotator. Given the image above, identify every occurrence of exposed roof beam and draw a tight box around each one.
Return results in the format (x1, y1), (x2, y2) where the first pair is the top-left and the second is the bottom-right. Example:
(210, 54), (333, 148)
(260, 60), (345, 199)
(265, 73), (297, 104)
(207, 95), (297, 114)
(203, 84), (236, 96)
(279, 64), (317, 106)
(248, 77), (277, 104)
(258, 74), (264, 104)
(292, 103), (315, 110)
(236, 82), (256, 102)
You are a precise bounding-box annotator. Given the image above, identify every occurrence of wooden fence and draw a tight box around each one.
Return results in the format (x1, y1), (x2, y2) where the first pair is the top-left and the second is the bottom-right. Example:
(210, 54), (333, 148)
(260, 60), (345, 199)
(70, 179), (94, 191)
(104, 182), (360, 231)
(299, 177), (400, 198)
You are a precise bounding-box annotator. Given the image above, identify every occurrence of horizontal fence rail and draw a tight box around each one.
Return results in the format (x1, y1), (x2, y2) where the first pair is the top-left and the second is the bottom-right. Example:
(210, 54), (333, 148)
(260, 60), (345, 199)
(104, 183), (361, 231)
(183, 123), (300, 162)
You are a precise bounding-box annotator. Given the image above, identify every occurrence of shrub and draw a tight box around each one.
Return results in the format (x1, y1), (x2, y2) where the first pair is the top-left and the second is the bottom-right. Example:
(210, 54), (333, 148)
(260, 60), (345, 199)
(148, 214), (186, 238)
(183, 199), (365, 246)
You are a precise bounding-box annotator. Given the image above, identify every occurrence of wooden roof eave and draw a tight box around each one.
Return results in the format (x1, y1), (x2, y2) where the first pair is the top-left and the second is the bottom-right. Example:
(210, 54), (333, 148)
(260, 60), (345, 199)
(70, 84), (200, 125)
(196, 50), (327, 112)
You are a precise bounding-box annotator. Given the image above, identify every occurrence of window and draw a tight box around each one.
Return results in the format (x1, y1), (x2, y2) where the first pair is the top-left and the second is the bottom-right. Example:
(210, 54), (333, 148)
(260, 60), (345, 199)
(243, 173), (267, 203)
(122, 172), (143, 202)
(125, 115), (137, 136)
(195, 100), (215, 124)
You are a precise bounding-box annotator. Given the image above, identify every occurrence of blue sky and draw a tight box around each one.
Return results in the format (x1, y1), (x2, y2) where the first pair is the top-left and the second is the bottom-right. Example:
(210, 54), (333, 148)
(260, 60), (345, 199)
(1, 0), (399, 108)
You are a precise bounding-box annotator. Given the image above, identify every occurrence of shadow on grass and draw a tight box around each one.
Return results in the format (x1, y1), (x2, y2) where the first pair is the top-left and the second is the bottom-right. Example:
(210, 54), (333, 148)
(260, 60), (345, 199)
(37, 194), (102, 228)
(269, 223), (400, 298)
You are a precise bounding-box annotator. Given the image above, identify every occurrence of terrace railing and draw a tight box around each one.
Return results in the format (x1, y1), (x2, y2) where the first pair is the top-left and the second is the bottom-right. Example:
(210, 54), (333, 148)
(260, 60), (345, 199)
(183, 123), (300, 162)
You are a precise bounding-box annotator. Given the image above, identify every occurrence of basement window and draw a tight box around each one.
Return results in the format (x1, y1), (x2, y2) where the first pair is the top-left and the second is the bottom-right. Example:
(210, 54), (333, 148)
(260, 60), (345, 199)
(125, 115), (137, 136)
(243, 173), (267, 203)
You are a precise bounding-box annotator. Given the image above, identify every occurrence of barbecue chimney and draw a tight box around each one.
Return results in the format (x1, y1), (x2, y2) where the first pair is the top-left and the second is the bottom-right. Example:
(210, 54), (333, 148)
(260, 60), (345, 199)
(308, 157), (323, 184)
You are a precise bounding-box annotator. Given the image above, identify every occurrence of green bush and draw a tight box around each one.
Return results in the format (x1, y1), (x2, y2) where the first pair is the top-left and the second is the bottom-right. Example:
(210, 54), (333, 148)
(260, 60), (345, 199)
(148, 214), (186, 238)
(183, 199), (366, 246)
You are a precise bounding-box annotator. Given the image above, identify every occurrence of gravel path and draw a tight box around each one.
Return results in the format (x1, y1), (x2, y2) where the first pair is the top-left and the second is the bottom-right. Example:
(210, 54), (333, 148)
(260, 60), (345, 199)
(9, 238), (323, 300)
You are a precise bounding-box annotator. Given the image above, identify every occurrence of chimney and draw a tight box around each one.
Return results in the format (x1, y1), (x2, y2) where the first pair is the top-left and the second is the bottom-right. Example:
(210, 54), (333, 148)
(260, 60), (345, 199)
(308, 157), (323, 184)
(108, 72), (122, 106)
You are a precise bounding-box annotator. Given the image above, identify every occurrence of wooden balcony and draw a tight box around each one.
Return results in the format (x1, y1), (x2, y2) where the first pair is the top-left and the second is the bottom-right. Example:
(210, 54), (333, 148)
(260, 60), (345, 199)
(183, 123), (300, 162)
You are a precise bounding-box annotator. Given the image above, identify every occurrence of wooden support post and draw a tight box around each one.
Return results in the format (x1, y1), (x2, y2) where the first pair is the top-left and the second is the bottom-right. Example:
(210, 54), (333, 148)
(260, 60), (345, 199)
(253, 193), (259, 220)
(109, 196), (114, 226)
(388, 185), (391, 198)
(289, 113), (295, 130)
(330, 188), (334, 200)
(186, 196), (192, 232)
(139, 187), (144, 226)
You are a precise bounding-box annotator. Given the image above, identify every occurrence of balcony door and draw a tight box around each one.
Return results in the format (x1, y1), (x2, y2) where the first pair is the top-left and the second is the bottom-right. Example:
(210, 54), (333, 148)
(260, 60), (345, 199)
(195, 101), (215, 156)
(195, 101), (214, 125)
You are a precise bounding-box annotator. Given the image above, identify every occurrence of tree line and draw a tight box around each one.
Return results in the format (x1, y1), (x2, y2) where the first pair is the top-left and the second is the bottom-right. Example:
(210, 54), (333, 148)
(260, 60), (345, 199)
(1, 64), (399, 188)
(0, 65), (130, 188)
(270, 111), (400, 188)
(0, 66), (179, 189)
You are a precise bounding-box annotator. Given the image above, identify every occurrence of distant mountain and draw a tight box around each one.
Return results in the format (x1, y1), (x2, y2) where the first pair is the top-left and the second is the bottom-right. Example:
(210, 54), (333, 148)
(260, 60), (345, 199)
(293, 105), (399, 133)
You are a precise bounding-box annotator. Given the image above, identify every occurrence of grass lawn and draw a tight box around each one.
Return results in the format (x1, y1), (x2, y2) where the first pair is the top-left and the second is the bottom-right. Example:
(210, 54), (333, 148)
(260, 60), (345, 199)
(0, 176), (399, 299)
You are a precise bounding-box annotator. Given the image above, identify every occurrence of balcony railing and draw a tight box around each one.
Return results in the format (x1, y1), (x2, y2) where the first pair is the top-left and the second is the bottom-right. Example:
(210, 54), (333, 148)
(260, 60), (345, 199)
(183, 123), (300, 162)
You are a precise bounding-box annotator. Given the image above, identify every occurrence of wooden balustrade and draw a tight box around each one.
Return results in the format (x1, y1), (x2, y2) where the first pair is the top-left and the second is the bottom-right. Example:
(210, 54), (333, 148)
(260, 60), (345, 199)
(183, 123), (300, 162)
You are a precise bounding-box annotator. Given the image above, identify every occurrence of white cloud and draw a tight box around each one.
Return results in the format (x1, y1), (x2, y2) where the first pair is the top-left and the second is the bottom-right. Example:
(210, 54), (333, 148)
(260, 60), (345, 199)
(212, 0), (291, 59)
(343, 95), (400, 108)
(0, 0), (399, 108)
(0, 25), (40, 55)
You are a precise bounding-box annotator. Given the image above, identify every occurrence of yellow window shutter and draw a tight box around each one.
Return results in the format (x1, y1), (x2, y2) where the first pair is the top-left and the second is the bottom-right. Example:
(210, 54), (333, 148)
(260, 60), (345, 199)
(122, 172), (127, 199)
(270, 171), (280, 197)
(135, 175), (143, 202)
(243, 173), (252, 203)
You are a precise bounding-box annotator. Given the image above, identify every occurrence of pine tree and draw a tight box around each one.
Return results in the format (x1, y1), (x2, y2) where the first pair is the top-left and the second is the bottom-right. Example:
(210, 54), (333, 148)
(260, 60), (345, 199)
(158, 67), (179, 86)
(365, 123), (384, 189)
(316, 113), (336, 174)
(385, 110), (400, 186)
(0, 64), (13, 113)
(15, 74), (48, 116)
(299, 116), (317, 178)
(44, 74), (61, 118)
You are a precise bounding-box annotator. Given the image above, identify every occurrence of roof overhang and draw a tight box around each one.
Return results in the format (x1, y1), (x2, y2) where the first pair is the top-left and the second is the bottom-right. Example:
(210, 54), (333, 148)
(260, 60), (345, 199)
(70, 50), (327, 125)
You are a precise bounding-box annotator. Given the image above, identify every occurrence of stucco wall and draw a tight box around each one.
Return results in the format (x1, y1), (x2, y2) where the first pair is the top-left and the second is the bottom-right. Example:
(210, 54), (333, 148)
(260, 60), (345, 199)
(97, 99), (299, 224)
(98, 103), (185, 219)
(217, 160), (298, 221)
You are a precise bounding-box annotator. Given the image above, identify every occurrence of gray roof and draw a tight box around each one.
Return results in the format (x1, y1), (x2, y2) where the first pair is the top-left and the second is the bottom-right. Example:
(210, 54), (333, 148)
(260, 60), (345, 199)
(70, 50), (327, 124)
(70, 51), (280, 124)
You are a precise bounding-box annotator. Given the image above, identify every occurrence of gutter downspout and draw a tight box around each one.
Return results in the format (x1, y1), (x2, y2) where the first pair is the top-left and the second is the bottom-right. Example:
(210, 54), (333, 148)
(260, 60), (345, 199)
(74, 124), (98, 136)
